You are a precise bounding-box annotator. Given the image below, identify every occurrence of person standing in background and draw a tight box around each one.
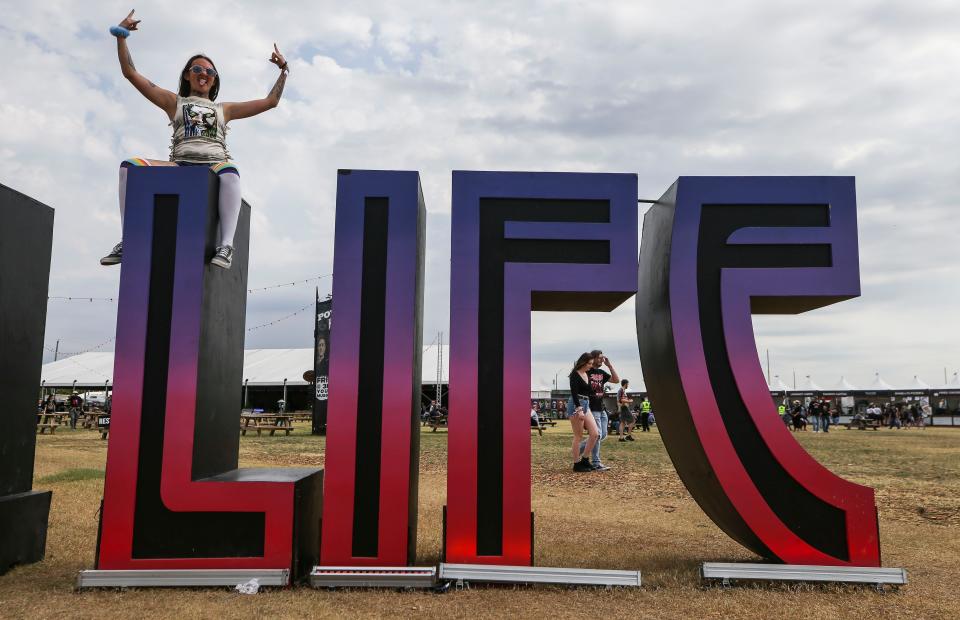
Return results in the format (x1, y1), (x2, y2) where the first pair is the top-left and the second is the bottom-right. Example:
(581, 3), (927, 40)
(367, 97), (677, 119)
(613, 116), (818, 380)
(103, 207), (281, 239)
(638, 397), (652, 432)
(580, 349), (619, 471)
(68, 392), (83, 429)
(809, 398), (821, 433)
(617, 379), (635, 441)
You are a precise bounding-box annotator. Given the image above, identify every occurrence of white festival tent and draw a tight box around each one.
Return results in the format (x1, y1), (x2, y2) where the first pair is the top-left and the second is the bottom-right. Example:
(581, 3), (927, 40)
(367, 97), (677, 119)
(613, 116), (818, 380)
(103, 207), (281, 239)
(768, 375), (791, 392)
(40, 346), (451, 389)
(867, 372), (895, 392)
(829, 376), (859, 392)
(907, 375), (931, 391)
(791, 375), (823, 392)
(944, 372), (960, 390)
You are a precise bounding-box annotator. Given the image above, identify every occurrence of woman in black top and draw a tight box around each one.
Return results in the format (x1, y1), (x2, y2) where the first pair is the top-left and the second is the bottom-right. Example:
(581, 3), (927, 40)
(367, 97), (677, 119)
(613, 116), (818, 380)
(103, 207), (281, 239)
(568, 352), (600, 472)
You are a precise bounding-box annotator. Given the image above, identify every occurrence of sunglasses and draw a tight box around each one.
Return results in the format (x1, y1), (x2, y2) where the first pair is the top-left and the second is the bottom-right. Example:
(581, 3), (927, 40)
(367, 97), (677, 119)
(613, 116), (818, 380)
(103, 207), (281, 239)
(189, 65), (218, 77)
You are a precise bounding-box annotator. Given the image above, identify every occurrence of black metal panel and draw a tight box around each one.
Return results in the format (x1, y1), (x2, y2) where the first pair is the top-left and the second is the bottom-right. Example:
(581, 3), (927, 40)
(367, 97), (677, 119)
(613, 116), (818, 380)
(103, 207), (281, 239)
(0, 183), (53, 573)
(0, 491), (52, 573)
(351, 198), (389, 557)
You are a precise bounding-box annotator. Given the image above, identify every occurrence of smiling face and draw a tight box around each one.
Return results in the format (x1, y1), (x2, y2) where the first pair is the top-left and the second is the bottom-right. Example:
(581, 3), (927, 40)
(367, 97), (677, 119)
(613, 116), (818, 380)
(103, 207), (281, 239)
(186, 57), (215, 98)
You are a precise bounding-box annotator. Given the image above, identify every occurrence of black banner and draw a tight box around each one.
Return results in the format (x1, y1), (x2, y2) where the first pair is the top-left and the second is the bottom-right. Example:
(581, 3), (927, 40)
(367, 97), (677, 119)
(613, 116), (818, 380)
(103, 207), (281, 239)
(312, 293), (332, 435)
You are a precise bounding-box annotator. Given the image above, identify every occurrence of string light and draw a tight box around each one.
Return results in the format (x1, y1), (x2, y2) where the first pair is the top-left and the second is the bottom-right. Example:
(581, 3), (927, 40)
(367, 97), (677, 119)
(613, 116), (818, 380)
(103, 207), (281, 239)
(44, 337), (115, 358)
(47, 273), (332, 302)
(247, 274), (331, 294)
(246, 301), (315, 332)
(48, 296), (116, 303)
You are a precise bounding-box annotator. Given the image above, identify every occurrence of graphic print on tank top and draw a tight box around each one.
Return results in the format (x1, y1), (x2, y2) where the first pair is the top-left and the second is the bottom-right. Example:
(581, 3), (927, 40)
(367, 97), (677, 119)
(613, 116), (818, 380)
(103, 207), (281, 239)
(183, 102), (218, 139)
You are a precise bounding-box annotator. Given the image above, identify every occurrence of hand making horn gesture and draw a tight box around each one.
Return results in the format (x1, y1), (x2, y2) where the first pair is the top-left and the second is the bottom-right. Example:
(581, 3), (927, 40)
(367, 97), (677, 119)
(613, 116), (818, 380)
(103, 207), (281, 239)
(269, 43), (288, 72)
(119, 9), (141, 31)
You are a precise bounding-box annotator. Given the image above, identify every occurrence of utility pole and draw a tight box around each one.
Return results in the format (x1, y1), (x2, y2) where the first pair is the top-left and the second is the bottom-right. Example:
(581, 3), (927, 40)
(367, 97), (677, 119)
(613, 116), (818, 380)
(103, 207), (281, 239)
(436, 332), (443, 405)
(792, 369), (796, 389)
(53, 338), (60, 362)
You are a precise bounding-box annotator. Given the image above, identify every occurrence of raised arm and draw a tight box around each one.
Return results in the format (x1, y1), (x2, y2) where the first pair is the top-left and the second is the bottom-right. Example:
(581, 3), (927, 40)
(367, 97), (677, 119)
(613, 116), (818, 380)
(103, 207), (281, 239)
(604, 357), (620, 385)
(114, 11), (177, 119)
(223, 44), (289, 123)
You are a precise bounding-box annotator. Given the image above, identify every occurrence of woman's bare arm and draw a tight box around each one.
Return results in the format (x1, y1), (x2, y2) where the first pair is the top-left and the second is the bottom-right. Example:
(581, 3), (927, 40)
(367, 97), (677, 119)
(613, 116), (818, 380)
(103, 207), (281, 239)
(115, 10), (177, 119)
(223, 44), (288, 123)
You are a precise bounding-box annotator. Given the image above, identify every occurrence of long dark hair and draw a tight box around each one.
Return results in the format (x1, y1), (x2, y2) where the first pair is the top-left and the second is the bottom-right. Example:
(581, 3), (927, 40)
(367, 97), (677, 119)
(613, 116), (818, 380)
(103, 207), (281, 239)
(178, 54), (221, 101)
(569, 352), (594, 377)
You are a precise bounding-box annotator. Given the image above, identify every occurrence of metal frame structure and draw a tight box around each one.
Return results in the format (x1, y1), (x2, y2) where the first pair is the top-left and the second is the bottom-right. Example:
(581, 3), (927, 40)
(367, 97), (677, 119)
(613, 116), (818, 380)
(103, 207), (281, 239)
(701, 563), (907, 587)
(439, 563), (641, 587)
(76, 568), (290, 588)
(309, 566), (437, 588)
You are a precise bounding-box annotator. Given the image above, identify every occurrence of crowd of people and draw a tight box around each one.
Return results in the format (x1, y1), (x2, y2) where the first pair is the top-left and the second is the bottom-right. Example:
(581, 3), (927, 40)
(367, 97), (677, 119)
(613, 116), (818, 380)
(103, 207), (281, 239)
(780, 398), (931, 431)
(780, 398), (841, 432)
(419, 364), (943, 476)
(857, 401), (930, 429)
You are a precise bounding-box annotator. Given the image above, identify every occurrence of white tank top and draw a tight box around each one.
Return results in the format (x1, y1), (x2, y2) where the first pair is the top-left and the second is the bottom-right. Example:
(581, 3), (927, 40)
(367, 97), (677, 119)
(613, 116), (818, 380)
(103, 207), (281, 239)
(169, 95), (231, 163)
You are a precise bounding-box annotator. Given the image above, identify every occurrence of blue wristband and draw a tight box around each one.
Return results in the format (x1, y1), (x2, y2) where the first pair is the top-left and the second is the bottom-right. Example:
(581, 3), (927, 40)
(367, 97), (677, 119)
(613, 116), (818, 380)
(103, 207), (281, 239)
(109, 25), (130, 38)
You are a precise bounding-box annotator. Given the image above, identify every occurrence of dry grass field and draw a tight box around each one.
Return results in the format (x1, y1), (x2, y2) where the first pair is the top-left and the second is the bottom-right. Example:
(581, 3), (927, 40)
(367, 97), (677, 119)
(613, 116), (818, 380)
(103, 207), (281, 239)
(2, 422), (959, 619)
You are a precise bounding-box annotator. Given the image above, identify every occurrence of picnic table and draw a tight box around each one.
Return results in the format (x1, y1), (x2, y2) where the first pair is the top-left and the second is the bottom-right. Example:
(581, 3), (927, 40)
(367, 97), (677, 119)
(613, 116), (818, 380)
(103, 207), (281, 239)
(82, 411), (102, 429)
(240, 413), (294, 436)
(844, 418), (881, 431)
(36, 412), (61, 434)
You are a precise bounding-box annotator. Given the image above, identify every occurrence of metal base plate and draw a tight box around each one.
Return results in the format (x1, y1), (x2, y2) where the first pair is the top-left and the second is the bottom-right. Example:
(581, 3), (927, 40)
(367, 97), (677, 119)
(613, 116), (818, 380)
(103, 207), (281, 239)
(76, 568), (290, 588)
(439, 563), (641, 587)
(309, 566), (437, 588)
(701, 563), (907, 586)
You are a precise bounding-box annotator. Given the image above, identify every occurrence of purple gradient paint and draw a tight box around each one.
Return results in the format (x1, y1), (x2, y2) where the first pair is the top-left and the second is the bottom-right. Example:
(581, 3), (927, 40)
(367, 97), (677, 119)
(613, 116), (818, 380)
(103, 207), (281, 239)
(637, 176), (880, 566)
(447, 171), (638, 565)
(321, 170), (426, 566)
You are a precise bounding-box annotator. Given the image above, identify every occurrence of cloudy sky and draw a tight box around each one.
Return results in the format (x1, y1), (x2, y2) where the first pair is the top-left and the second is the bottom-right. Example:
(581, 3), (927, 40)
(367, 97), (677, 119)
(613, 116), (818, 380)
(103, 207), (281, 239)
(2, 1), (958, 390)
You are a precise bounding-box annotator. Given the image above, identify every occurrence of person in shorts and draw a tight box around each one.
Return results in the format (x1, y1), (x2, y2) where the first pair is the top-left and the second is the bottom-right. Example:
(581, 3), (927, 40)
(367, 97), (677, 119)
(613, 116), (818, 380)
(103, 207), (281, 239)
(568, 352), (600, 472)
(617, 379), (635, 441)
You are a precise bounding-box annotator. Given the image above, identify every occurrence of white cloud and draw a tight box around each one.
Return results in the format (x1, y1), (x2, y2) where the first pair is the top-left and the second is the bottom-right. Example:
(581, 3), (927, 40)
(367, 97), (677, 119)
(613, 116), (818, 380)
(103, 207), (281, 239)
(0, 1), (956, 387)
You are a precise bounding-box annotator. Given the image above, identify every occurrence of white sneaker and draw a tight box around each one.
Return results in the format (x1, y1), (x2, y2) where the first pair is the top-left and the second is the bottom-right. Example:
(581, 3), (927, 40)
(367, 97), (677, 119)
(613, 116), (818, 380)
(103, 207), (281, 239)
(211, 245), (234, 269)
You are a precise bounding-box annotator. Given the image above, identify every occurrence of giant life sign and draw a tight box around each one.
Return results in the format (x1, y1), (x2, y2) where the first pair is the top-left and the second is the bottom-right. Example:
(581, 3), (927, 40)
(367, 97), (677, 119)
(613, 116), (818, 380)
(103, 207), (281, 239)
(91, 168), (880, 578)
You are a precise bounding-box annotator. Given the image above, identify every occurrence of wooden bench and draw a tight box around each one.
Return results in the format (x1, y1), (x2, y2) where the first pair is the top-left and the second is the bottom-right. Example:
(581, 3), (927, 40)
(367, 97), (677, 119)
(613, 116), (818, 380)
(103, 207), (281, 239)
(37, 413), (60, 434)
(844, 419), (881, 431)
(240, 413), (294, 437)
(240, 424), (293, 437)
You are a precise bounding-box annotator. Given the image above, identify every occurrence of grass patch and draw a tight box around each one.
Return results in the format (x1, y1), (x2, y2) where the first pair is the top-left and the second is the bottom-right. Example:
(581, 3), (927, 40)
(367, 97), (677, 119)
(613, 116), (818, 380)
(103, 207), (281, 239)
(37, 467), (104, 484)
(7, 423), (959, 619)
